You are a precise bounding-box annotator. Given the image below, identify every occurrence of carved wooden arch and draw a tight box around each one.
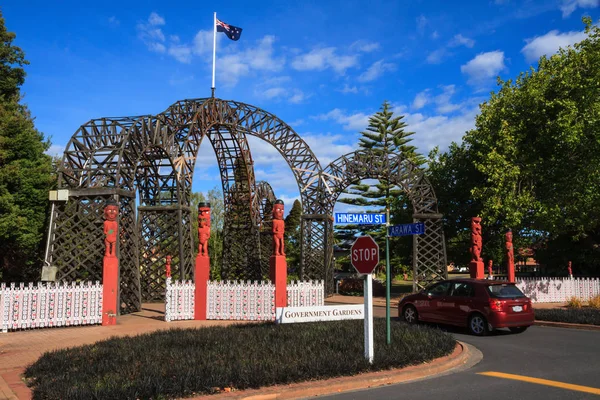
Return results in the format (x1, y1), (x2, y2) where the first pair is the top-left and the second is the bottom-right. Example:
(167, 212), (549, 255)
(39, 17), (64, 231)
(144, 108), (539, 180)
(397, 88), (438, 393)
(322, 149), (447, 290)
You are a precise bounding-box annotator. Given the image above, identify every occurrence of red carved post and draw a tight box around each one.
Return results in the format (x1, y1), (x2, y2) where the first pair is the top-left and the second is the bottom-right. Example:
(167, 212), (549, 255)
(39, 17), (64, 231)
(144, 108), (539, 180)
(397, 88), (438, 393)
(166, 255), (172, 278)
(488, 259), (493, 278)
(568, 261), (573, 278)
(469, 217), (484, 279)
(506, 230), (515, 283)
(195, 202), (211, 320)
(102, 199), (119, 326)
(270, 199), (287, 308)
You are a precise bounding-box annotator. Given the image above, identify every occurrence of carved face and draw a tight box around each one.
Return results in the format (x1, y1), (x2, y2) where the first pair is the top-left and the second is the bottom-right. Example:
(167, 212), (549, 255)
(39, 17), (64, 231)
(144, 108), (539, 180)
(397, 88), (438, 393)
(104, 205), (118, 221)
(199, 207), (211, 226)
(273, 204), (284, 220)
(506, 231), (513, 242)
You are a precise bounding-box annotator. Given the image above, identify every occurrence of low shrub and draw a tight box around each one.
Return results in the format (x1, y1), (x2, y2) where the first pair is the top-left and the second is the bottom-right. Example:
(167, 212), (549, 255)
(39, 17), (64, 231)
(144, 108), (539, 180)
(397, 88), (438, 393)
(588, 295), (600, 309)
(338, 278), (385, 296)
(24, 320), (455, 400)
(535, 308), (600, 326)
(566, 296), (583, 308)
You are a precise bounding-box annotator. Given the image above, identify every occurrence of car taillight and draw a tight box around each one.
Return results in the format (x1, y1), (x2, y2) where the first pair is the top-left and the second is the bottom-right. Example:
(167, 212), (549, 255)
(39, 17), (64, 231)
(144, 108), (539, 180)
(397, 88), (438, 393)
(489, 300), (503, 311)
(524, 299), (532, 310)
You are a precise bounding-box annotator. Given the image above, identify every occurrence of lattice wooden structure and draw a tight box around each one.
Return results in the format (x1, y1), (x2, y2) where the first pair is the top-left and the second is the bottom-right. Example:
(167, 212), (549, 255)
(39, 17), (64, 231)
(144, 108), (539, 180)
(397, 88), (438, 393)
(45, 98), (447, 312)
(321, 149), (448, 290)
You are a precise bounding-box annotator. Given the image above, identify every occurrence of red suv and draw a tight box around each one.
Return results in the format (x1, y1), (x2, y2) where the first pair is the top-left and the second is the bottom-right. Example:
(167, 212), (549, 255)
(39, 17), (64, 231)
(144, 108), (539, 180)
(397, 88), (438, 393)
(398, 279), (534, 336)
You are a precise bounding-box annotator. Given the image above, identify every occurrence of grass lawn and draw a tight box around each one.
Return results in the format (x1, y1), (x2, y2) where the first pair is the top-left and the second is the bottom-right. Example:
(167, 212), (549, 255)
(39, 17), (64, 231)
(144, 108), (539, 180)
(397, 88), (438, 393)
(25, 319), (456, 400)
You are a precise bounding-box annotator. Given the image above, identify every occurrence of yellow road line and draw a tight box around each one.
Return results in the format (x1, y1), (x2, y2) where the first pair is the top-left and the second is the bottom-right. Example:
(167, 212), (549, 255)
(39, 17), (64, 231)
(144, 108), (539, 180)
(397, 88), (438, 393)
(478, 371), (600, 395)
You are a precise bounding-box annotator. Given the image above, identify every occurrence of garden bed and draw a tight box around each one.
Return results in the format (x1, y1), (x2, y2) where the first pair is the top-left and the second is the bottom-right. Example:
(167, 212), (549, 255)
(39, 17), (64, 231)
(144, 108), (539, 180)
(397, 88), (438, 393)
(535, 308), (600, 326)
(24, 319), (455, 399)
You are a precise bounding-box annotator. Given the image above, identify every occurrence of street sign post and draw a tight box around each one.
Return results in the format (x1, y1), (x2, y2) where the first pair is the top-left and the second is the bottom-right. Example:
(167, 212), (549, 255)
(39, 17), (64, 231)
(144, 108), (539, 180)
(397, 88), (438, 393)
(389, 222), (425, 237)
(334, 213), (386, 225)
(351, 235), (379, 364)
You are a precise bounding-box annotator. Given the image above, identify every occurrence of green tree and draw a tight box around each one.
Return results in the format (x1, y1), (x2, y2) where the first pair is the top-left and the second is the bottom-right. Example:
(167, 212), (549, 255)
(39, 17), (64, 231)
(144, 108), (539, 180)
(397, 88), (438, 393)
(284, 199), (302, 279)
(0, 11), (53, 282)
(337, 101), (423, 275)
(429, 17), (600, 275)
(190, 186), (224, 279)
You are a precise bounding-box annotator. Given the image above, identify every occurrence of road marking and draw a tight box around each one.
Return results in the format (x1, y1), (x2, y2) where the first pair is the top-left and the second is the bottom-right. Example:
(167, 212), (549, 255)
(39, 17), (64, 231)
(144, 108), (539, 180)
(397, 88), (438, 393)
(478, 371), (600, 395)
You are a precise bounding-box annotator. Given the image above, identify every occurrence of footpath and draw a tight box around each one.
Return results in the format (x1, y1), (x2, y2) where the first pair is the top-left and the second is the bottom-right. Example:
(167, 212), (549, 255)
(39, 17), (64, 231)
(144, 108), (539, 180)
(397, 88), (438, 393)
(0, 297), (571, 400)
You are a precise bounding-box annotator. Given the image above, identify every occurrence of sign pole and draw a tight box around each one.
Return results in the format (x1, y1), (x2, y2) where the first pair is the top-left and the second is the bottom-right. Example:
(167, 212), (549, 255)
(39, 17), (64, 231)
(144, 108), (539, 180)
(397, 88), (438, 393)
(385, 207), (391, 345)
(364, 273), (374, 363)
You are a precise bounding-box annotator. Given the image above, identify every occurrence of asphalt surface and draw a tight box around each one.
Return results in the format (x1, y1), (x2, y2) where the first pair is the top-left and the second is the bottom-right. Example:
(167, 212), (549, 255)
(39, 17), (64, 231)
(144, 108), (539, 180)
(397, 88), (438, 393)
(322, 323), (600, 400)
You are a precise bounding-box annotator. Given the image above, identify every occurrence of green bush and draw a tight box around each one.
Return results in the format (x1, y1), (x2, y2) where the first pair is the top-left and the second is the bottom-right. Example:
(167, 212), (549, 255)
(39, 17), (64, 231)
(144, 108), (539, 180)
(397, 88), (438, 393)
(535, 308), (600, 326)
(25, 320), (455, 400)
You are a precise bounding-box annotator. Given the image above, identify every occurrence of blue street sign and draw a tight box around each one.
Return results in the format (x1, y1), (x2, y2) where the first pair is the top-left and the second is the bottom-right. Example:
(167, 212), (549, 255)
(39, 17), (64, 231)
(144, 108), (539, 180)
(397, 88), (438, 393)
(334, 213), (386, 225)
(389, 223), (425, 237)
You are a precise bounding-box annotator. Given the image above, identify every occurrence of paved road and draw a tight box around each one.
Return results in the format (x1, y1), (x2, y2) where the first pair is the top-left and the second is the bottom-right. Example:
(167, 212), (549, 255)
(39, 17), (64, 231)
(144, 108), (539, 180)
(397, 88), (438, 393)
(322, 323), (600, 400)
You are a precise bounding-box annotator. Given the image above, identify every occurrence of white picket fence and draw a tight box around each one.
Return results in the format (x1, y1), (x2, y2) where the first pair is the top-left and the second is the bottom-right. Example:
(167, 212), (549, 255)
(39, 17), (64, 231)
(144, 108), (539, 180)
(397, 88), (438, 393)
(165, 279), (325, 321)
(516, 277), (600, 303)
(1, 281), (103, 333)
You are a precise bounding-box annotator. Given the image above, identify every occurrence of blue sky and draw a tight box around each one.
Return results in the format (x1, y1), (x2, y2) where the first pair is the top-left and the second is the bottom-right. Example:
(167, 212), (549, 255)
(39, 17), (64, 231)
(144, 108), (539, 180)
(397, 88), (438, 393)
(3, 0), (598, 212)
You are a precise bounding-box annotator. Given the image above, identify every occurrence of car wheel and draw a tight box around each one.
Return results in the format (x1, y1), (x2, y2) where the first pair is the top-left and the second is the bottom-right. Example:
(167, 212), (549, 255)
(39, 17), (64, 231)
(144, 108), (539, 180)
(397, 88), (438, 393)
(509, 326), (528, 334)
(403, 305), (418, 324)
(468, 313), (489, 336)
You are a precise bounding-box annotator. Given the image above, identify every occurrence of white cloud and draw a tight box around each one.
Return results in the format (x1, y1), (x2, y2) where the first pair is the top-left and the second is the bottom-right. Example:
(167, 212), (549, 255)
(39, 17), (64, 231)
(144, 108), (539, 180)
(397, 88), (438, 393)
(560, 0), (599, 17)
(350, 40), (381, 52)
(314, 109), (370, 131)
(289, 90), (308, 104)
(148, 12), (165, 26)
(263, 87), (287, 99)
(521, 29), (587, 62)
(426, 48), (448, 64)
(449, 34), (475, 48)
(433, 85), (461, 114)
(108, 16), (119, 27)
(291, 47), (359, 74)
(412, 90), (429, 110)
(137, 13), (166, 54)
(358, 60), (396, 82)
(193, 30), (215, 55)
(168, 45), (192, 63)
(431, 31), (440, 40)
(460, 51), (506, 85)
(416, 15), (428, 33)
(338, 84), (359, 94)
(46, 144), (66, 158)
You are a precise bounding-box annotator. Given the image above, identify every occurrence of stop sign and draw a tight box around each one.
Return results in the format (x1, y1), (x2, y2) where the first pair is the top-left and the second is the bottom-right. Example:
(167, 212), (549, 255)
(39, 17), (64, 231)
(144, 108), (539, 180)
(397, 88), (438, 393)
(351, 235), (380, 274)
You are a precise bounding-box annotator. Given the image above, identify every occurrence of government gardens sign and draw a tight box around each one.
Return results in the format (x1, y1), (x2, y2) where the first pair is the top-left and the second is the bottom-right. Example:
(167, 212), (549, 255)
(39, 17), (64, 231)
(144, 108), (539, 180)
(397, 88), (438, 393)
(276, 305), (364, 323)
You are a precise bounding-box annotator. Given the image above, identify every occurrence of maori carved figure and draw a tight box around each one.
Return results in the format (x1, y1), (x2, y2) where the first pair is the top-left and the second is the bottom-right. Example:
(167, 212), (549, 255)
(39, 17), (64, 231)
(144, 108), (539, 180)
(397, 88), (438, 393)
(568, 261), (573, 277)
(103, 199), (119, 257)
(506, 230), (514, 270)
(470, 217), (483, 263)
(198, 202), (211, 257)
(272, 199), (285, 256)
(166, 255), (172, 278)
(488, 260), (493, 276)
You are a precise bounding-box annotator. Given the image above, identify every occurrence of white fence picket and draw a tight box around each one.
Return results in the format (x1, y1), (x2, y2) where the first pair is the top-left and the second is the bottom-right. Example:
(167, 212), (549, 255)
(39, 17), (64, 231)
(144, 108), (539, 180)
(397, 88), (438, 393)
(516, 277), (600, 303)
(0, 281), (103, 333)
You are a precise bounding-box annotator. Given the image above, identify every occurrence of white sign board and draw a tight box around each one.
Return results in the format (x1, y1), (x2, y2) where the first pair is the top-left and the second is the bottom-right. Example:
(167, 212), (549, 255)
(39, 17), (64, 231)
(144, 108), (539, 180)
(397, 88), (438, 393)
(275, 305), (364, 324)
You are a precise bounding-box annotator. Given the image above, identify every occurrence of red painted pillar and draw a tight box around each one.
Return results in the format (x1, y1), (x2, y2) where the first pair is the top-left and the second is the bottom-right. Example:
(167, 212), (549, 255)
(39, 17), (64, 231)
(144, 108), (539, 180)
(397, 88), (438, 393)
(469, 217), (485, 279)
(194, 255), (210, 320)
(271, 199), (287, 307)
(102, 256), (119, 325)
(102, 199), (119, 326)
(195, 202), (211, 320)
(270, 255), (288, 307)
(506, 230), (515, 283)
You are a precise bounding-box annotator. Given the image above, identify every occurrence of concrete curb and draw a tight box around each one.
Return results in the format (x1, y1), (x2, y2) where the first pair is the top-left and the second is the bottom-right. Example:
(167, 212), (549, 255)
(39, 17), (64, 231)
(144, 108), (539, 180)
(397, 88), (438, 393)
(189, 340), (482, 399)
(535, 320), (600, 331)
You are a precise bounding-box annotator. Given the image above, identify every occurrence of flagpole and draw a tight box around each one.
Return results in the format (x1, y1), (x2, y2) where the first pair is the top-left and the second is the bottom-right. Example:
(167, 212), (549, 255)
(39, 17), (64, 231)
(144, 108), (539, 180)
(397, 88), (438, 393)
(212, 11), (216, 97)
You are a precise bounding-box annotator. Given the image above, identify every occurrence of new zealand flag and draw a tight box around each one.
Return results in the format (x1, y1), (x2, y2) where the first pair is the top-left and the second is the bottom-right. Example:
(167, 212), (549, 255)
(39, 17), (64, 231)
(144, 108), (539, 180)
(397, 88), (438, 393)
(216, 18), (243, 41)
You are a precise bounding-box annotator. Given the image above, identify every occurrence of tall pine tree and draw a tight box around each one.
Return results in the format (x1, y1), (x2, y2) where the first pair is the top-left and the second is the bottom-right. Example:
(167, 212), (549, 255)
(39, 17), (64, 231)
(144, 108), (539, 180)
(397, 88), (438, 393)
(0, 10), (54, 281)
(337, 101), (423, 276)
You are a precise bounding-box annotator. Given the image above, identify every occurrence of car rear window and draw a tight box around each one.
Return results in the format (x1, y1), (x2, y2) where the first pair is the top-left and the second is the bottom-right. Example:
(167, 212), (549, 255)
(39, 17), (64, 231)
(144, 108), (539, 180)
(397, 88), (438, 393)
(487, 284), (526, 298)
